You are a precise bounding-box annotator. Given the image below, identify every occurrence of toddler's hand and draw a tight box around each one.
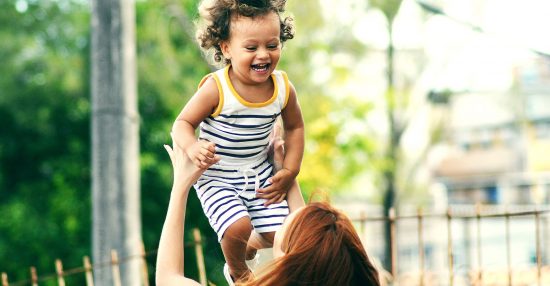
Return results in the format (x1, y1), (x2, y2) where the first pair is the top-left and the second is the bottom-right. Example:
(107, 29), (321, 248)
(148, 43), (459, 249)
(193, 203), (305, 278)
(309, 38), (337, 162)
(256, 168), (296, 206)
(186, 140), (219, 169)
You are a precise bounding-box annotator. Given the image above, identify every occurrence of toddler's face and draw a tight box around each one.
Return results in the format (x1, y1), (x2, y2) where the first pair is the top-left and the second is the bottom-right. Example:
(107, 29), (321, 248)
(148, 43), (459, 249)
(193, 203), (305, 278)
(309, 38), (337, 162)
(221, 12), (281, 85)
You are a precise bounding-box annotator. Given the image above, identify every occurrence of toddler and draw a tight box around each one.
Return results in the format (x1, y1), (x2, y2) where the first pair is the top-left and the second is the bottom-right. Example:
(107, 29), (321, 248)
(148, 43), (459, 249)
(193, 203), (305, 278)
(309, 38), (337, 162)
(171, 0), (304, 283)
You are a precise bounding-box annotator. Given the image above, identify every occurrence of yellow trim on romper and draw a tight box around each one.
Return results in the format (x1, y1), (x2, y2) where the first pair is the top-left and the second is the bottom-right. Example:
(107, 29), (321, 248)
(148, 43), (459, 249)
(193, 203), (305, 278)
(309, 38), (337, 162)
(197, 73), (224, 117)
(224, 65), (278, 108)
(281, 71), (290, 109)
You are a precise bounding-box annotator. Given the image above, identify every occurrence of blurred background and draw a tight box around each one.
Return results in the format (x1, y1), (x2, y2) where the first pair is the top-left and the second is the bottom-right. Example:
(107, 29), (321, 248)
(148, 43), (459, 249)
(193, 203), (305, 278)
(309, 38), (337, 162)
(1, 0), (549, 285)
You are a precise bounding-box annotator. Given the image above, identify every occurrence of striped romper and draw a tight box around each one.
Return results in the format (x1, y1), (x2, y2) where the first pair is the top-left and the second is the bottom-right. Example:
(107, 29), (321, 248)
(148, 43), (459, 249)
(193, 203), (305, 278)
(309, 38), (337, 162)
(194, 65), (290, 242)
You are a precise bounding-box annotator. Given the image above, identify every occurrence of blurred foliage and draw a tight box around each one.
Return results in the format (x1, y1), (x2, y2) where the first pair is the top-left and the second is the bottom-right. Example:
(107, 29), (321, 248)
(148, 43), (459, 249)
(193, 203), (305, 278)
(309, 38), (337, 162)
(0, 0), (91, 284)
(0, 0), (379, 284)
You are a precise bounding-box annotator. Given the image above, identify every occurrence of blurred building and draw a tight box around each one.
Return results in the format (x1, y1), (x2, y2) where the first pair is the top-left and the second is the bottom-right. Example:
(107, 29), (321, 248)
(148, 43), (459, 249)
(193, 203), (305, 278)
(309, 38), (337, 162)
(433, 55), (550, 205)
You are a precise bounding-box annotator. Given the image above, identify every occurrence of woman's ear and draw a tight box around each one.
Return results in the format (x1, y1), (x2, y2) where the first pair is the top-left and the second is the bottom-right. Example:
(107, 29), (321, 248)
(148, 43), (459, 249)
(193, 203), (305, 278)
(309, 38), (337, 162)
(220, 41), (231, 60)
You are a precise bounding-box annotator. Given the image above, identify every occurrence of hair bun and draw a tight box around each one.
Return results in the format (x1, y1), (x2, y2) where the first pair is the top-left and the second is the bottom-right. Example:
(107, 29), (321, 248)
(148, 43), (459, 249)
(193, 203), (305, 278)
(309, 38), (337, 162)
(237, 0), (269, 8)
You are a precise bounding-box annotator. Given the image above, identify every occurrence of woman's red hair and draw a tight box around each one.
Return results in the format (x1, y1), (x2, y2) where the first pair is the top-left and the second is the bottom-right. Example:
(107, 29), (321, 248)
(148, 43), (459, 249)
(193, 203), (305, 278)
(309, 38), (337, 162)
(240, 202), (380, 286)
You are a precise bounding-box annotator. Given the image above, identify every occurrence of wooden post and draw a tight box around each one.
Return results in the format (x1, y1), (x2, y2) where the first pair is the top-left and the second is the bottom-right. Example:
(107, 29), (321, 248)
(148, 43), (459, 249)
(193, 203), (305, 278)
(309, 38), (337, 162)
(30, 266), (38, 286)
(140, 242), (150, 286)
(1, 272), (8, 286)
(84, 256), (95, 286)
(417, 208), (425, 286)
(447, 208), (453, 286)
(111, 250), (122, 286)
(55, 259), (66, 286)
(193, 228), (207, 286)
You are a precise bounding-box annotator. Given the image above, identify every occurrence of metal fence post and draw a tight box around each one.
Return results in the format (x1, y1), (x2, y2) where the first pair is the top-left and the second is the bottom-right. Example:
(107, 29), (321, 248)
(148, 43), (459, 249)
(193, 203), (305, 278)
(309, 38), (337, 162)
(447, 208), (454, 286)
(476, 204), (483, 286)
(535, 209), (542, 286)
(417, 207), (425, 286)
(389, 208), (397, 281)
(505, 210), (512, 286)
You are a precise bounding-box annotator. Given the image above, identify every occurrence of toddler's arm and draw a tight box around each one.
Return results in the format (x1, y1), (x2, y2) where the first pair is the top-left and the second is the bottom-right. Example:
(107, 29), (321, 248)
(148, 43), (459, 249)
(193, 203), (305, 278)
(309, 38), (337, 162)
(172, 77), (220, 169)
(257, 82), (304, 206)
(265, 122), (305, 211)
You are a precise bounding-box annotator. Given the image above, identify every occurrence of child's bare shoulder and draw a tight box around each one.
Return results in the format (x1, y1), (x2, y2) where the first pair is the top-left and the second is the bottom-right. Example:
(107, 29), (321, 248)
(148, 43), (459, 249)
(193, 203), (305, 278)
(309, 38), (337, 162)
(195, 76), (220, 108)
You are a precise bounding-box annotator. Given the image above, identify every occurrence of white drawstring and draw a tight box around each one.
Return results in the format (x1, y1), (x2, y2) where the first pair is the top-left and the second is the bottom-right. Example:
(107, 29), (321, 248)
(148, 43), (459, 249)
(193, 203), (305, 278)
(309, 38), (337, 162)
(236, 168), (260, 197)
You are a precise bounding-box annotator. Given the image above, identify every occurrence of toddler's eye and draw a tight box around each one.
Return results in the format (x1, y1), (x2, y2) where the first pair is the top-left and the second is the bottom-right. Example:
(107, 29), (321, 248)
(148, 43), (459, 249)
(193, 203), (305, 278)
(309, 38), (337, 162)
(245, 46), (257, 51)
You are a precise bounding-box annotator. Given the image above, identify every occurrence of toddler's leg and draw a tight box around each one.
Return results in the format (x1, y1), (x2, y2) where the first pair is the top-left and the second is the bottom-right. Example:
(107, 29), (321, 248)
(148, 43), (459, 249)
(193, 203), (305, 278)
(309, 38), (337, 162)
(259, 231), (275, 244)
(221, 217), (253, 282)
(245, 231), (273, 260)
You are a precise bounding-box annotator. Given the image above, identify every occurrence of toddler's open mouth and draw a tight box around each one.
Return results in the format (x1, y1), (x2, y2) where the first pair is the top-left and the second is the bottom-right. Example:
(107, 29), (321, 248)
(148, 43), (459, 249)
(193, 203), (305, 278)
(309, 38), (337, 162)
(251, 63), (270, 72)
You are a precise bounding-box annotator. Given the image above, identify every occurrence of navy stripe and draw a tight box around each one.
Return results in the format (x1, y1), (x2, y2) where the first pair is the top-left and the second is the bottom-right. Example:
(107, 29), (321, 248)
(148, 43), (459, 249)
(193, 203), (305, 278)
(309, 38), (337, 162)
(251, 214), (287, 221)
(204, 164), (272, 187)
(202, 188), (237, 206)
(240, 196), (261, 202)
(217, 150), (264, 158)
(204, 167), (235, 173)
(255, 222), (283, 229)
(205, 195), (234, 214)
(216, 209), (247, 234)
(206, 157), (270, 173)
(215, 142), (268, 150)
(211, 201), (242, 223)
(203, 167), (271, 190)
(208, 116), (275, 129)
(248, 206), (289, 213)
(199, 184), (229, 200)
(199, 183), (234, 199)
(197, 179), (228, 192)
(202, 128), (271, 143)
(204, 120), (272, 137)
(218, 113), (280, 119)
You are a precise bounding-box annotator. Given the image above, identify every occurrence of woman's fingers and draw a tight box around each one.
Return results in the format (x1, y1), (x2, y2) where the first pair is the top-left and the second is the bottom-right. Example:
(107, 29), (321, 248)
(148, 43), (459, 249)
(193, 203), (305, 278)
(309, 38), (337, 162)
(163, 144), (175, 168)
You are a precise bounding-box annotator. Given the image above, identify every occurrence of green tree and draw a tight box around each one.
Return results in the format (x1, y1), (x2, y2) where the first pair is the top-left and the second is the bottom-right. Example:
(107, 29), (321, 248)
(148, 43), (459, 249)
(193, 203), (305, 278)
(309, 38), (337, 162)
(0, 0), (91, 284)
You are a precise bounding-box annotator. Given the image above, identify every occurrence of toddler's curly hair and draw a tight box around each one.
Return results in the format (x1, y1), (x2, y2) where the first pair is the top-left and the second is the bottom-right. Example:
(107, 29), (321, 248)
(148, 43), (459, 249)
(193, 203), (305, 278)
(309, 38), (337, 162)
(196, 0), (295, 65)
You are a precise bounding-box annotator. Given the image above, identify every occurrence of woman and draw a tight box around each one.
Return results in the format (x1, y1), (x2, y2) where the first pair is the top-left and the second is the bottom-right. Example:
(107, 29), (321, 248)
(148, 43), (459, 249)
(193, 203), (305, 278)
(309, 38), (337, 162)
(156, 135), (380, 286)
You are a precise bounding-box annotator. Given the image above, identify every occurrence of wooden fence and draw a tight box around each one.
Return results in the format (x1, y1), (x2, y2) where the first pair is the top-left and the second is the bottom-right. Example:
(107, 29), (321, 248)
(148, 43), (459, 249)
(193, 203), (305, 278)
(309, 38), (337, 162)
(1, 228), (208, 286)
(3, 207), (550, 286)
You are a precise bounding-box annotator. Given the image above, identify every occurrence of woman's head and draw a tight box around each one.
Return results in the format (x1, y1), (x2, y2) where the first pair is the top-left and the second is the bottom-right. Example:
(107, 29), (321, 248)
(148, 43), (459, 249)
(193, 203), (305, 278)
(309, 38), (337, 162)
(196, 0), (294, 65)
(250, 202), (380, 286)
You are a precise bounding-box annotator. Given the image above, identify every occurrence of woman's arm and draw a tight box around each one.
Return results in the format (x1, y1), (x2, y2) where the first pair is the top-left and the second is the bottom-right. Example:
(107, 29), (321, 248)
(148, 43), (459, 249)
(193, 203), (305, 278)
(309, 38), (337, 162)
(155, 134), (219, 286)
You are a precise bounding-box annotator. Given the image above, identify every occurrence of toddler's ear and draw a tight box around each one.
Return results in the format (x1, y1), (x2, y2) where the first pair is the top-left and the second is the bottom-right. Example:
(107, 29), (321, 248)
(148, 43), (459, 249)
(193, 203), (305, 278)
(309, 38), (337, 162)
(220, 41), (231, 60)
